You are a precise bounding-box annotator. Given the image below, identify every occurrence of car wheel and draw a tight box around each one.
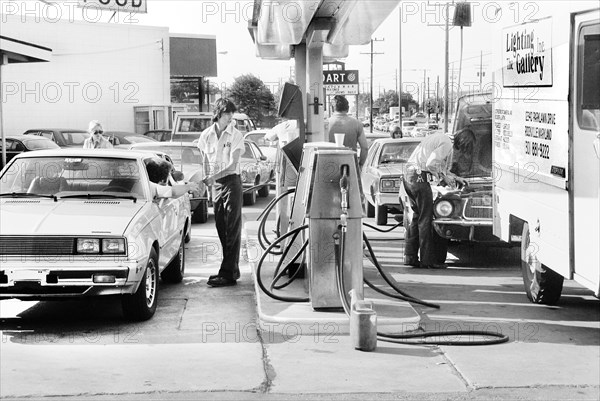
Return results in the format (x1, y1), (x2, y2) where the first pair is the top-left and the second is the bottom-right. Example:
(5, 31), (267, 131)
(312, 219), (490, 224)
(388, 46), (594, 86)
(162, 232), (186, 283)
(258, 183), (270, 198)
(192, 200), (208, 224)
(366, 201), (375, 218)
(520, 223), (563, 305)
(375, 204), (388, 225)
(122, 248), (158, 321)
(243, 187), (257, 206)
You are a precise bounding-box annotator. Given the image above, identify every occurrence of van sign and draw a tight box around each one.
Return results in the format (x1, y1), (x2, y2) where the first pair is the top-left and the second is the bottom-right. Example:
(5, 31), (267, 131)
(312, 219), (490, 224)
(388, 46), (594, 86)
(502, 17), (553, 87)
(78, 0), (147, 13)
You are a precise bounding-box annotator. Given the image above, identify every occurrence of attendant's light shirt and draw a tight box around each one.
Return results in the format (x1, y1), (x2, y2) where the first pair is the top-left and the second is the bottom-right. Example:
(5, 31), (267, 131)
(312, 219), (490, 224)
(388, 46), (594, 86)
(407, 132), (453, 174)
(197, 123), (245, 176)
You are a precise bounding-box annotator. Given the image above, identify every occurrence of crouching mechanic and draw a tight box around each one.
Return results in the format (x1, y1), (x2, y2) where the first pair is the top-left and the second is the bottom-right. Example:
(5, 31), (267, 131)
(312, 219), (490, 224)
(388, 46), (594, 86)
(145, 157), (198, 198)
(403, 129), (476, 269)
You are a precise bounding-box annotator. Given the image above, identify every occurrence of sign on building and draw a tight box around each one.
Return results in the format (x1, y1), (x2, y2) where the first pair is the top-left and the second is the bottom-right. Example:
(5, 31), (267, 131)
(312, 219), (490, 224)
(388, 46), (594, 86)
(323, 70), (359, 95)
(78, 0), (147, 13)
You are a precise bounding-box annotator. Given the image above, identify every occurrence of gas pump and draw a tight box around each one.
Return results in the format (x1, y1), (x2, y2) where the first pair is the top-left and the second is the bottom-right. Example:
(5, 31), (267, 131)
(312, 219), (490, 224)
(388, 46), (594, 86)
(288, 143), (364, 309)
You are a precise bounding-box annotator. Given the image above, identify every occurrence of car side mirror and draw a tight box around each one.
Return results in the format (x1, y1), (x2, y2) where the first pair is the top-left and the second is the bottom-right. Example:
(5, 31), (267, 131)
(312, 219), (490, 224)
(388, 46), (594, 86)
(172, 171), (184, 181)
(260, 155), (267, 161)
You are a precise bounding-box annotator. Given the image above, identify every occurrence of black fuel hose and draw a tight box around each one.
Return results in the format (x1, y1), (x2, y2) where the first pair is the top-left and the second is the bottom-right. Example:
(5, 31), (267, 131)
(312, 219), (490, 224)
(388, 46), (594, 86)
(362, 222), (403, 233)
(257, 188), (295, 255)
(256, 224), (310, 303)
(337, 227), (509, 346)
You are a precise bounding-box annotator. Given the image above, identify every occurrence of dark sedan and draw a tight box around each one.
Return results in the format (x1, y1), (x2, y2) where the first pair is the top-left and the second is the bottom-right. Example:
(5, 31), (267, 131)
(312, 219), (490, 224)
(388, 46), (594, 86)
(22, 128), (87, 148)
(1, 135), (59, 168)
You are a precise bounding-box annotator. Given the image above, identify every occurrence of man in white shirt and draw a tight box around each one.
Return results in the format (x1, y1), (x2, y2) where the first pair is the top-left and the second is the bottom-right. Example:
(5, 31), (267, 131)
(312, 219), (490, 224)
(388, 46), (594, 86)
(83, 120), (113, 149)
(403, 129), (475, 269)
(197, 99), (245, 287)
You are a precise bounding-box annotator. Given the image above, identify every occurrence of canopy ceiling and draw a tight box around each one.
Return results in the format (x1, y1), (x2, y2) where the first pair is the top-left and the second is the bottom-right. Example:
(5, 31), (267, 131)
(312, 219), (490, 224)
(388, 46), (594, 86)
(248, 0), (400, 60)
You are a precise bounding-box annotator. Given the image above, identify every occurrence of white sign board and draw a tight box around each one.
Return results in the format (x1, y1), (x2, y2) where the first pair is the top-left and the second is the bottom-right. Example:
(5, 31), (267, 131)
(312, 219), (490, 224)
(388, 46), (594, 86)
(502, 17), (553, 87)
(78, 0), (147, 13)
(494, 98), (568, 186)
(323, 70), (359, 95)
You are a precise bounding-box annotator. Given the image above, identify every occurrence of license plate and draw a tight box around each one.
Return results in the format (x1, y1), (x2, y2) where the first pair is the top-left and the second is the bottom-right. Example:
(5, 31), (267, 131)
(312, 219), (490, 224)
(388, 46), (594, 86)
(8, 269), (48, 283)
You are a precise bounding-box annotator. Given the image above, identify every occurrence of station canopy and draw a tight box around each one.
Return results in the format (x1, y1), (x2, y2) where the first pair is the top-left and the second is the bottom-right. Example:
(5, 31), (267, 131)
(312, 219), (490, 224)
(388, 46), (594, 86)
(248, 0), (400, 60)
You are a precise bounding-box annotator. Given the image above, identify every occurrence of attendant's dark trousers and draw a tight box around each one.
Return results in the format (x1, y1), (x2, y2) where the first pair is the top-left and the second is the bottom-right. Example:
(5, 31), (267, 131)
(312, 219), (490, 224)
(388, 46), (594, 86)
(403, 171), (447, 265)
(213, 174), (243, 281)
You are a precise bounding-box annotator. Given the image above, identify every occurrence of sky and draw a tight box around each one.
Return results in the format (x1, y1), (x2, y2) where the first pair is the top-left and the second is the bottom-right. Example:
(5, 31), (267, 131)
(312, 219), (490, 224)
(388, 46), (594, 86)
(1, 0), (574, 101)
(131, 0), (506, 102)
(133, 0), (497, 101)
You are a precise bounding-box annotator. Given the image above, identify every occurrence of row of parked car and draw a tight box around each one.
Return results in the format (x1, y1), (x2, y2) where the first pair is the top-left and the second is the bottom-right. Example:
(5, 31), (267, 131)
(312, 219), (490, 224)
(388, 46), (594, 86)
(0, 119), (275, 321)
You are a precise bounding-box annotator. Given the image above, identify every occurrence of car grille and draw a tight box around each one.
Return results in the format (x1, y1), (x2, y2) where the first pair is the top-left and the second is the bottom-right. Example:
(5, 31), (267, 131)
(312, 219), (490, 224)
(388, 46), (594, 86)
(463, 198), (492, 219)
(0, 236), (75, 255)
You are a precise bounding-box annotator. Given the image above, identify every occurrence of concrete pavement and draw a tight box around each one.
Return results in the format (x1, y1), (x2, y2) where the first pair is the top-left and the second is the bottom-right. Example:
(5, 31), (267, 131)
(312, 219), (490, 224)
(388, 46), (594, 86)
(1, 202), (599, 400)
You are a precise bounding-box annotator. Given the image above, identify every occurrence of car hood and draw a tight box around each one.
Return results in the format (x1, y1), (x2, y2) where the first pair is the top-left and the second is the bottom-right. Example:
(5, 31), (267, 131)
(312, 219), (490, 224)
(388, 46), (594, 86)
(0, 199), (145, 236)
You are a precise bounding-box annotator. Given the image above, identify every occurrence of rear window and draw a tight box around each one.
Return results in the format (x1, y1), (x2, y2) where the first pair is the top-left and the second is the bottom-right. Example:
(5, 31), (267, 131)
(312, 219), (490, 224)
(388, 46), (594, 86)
(177, 117), (212, 133)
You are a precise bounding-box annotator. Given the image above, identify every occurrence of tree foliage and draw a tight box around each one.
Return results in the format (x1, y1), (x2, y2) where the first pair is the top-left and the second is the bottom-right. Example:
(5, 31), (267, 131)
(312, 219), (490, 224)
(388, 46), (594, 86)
(225, 74), (277, 126)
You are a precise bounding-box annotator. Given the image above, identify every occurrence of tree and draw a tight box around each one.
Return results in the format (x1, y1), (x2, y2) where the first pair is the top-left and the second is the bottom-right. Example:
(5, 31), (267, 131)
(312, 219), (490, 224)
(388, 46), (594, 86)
(226, 74), (277, 126)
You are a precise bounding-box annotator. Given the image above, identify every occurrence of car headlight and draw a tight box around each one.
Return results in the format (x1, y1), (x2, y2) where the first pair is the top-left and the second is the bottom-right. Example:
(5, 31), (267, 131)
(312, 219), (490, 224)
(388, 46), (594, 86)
(435, 200), (454, 217)
(241, 170), (249, 183)
(76, 238), (126, 255)
(102, 238), (126, 254)
(77, 238), (99, 254)
(380, 178), (401, 193)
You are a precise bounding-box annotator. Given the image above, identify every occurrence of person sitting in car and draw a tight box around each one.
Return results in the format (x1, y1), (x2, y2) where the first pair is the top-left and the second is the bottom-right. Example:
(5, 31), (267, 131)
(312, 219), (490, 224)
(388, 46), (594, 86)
(144, 157), (198, 198)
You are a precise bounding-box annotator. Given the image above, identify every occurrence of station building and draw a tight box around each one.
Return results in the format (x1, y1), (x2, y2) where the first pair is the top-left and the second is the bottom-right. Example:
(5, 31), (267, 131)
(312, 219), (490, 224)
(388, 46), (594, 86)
(1, 13), (216, 135)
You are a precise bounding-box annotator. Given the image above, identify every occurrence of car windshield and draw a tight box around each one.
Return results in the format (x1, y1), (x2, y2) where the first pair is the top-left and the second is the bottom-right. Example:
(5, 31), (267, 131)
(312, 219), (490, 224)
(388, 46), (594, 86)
(378, 142), (419, 164)
(450, 95), (493, 178)
(0, 157), (145, 198)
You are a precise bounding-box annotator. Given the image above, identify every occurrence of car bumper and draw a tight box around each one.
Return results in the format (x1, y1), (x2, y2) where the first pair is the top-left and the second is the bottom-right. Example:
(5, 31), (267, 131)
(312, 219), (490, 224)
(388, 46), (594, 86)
(433, 219), (500, 242)
(375, 192), (402, 209)
(0, 259), (143, 299)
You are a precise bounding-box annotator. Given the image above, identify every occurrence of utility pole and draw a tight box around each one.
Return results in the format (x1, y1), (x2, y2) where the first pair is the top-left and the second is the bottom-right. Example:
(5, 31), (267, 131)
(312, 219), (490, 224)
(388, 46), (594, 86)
(443, 1), (450, 133)
(361, 38), (384, 133)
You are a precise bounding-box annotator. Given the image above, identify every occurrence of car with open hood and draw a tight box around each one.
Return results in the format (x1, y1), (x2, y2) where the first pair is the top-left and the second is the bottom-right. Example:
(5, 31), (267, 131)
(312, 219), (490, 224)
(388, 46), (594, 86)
(400, 92), (500, 243)
(0, 148), (192, 321)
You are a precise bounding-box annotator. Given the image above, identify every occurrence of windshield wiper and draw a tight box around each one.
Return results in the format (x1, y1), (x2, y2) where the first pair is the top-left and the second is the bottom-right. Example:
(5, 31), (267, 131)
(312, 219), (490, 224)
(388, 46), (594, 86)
(59, 193), (137, 203)
(0, 192), (57, 201)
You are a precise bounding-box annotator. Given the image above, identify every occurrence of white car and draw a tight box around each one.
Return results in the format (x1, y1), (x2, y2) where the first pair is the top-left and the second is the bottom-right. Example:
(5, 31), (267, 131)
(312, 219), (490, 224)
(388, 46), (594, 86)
(244, 130), (278, 172)
(0, 148), (192, 321)
(361, 138), (423, 225)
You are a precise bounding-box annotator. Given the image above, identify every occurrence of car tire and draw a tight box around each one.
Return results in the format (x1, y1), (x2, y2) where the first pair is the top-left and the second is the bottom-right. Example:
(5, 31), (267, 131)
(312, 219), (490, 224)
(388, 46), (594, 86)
(162, 232), (186, 283)
(366, 201), (375, 218)
(192, 200), (208, 224)
(122, 248), (158, 321)
(243, 187), (257, 206)
(520, 223), (564, 305)
(258, 183), (269, 198)
(375, 204), (388, 225)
